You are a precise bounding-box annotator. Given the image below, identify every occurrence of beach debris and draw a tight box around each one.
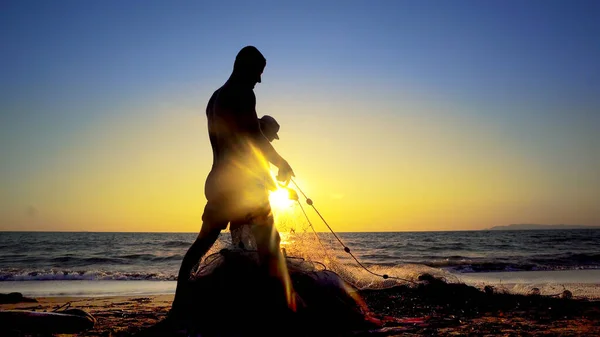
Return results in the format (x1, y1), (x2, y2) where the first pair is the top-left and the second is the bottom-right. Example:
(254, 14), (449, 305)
(0, 292), (37, 304)
(417, 273), (445, 285)
(561, 290), (573, 300)
(0, 308), (95, 334)
(131, 297), (153, 303)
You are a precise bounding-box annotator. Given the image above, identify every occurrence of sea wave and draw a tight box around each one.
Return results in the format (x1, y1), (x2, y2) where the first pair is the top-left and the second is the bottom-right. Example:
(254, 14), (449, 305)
(0, 269), (177, 281)
(2, 230), (599, 281)
(359, 252), (600, 273)
(163, 240), (191, 248)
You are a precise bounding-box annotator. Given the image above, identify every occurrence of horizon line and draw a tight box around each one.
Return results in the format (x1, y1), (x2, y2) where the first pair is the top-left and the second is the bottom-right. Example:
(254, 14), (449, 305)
(2, 227), (600, 234)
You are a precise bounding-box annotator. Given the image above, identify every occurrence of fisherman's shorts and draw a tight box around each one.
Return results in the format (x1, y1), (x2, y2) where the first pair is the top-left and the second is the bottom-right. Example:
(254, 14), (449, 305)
(201, 180), (274, 232)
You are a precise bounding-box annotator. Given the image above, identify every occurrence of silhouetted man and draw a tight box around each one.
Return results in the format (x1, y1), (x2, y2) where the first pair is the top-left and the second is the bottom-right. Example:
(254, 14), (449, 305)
(171, 46), (297, 316)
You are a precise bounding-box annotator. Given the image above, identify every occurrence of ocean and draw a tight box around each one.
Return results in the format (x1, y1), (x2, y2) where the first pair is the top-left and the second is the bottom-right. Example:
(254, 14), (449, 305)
(1, 230), (599, 298)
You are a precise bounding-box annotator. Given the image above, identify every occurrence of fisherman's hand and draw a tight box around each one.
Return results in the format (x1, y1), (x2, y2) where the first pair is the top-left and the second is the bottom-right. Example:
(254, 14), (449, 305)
(276, 160), (295, 185)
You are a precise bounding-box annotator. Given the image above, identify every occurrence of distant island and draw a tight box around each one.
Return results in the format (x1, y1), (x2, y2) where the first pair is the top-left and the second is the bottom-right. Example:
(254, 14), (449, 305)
(488, 224), (600, 231)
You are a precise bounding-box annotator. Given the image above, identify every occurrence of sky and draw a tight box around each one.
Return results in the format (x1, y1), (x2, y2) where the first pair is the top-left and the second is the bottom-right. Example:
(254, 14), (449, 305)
(1, 0), (599, 232)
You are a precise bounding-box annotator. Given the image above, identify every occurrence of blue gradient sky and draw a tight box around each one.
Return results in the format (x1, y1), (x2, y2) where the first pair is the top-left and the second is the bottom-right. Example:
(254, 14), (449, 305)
(1, 1), (599, 232)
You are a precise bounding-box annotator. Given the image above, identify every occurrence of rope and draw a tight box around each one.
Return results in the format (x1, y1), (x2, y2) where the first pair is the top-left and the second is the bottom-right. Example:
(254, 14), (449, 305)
(296, 199), (333, 258)
(290, 178), (417, 285)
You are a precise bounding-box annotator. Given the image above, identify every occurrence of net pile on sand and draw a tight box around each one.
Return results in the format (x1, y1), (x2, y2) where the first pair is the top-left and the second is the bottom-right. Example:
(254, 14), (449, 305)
(182, 202), (392, 335)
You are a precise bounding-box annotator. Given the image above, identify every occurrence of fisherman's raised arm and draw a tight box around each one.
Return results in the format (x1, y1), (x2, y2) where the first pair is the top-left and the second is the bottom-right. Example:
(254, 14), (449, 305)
(238, 89), (294, 181)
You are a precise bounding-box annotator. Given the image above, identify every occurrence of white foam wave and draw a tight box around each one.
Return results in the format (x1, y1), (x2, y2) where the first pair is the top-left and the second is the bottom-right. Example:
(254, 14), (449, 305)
(0, 269), (176, 281)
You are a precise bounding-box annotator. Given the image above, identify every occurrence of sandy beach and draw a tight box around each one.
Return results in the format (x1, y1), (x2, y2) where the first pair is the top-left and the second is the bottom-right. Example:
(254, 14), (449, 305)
(1, 295), (172, 336)
(2, 278), (600, 337)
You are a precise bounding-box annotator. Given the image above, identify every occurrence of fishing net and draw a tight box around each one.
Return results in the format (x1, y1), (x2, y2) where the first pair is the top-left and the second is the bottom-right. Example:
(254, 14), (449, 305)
(193, 185), (459, 290)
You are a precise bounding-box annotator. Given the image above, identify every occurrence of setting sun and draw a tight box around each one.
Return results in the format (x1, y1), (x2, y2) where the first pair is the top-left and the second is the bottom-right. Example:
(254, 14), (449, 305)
(269, 187), (296, 212)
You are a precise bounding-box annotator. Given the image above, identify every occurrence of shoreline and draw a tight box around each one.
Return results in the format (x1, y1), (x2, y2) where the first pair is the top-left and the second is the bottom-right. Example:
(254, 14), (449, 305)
(3, 269), (600, 299)
(453, 269), (600, 300)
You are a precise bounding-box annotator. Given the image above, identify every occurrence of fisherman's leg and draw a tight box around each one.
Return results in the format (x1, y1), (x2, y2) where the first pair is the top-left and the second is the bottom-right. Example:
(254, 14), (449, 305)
(230, 220), (257, 250)
(171, 200), (227, 316)
(251, 210), (298, 312)
(172, 225), (222, 313)
(177, 225), (221, 281)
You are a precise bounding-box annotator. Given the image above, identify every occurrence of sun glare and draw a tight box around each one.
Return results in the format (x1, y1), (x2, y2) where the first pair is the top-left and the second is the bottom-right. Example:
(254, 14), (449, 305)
(269, 187), (295, 212)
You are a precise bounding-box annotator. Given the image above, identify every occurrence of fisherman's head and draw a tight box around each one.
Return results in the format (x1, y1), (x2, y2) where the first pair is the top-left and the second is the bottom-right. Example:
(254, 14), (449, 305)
(233, 46), (266, 89)
(259, 115), (280, 142)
